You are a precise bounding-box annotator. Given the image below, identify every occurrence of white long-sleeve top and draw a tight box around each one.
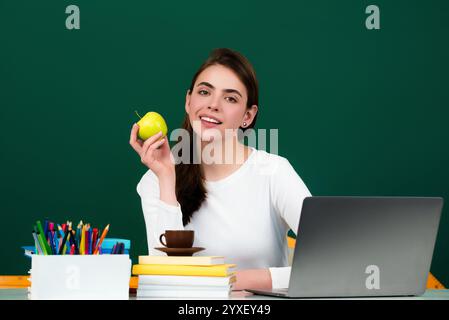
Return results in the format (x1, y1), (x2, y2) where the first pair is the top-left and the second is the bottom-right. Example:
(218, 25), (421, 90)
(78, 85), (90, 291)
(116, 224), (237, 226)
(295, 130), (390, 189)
(136, 147), (312, 289)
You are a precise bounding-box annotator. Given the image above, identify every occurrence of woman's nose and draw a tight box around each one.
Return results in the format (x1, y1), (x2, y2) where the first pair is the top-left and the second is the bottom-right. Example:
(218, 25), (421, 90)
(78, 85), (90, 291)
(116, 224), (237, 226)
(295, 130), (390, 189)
(208, 94), (222, 111)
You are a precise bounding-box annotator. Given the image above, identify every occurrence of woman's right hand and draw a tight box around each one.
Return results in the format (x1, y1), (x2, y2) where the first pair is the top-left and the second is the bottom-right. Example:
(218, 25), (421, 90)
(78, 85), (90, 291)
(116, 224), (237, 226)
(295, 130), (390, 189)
(129, 123), (175, 179)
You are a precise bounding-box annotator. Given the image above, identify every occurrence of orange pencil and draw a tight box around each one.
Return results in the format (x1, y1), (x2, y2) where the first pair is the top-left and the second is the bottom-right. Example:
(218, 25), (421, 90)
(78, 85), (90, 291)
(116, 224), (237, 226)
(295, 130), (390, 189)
(93, 224), (109, 254)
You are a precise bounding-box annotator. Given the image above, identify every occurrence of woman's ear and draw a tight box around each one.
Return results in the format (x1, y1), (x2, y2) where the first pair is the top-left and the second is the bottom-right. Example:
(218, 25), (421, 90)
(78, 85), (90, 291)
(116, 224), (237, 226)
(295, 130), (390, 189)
(243, 104), (258, 127)
(185, 89), (191, 114)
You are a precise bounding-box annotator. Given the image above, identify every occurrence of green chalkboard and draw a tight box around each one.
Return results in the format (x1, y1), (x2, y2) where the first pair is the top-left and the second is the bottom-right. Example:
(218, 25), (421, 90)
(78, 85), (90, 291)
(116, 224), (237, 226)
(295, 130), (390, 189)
(1, 1), (448, 286)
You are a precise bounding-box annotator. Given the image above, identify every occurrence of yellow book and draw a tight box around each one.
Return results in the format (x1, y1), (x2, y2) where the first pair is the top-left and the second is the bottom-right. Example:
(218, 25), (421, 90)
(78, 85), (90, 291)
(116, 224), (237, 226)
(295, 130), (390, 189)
(138, 255), (225, 266)
(132, 264), (236, 277)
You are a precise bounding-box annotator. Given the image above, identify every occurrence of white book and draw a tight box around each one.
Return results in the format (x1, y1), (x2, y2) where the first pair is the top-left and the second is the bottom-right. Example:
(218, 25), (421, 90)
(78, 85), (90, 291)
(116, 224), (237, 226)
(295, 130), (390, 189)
(138, 255), (225, 266)
(137, 289), (230, 298)
(138, 275), (236, 287)
(138, 284), (232, 291)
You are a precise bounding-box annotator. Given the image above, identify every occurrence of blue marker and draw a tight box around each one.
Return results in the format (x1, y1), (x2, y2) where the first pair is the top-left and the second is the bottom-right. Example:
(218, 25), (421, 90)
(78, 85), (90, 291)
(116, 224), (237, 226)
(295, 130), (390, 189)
(43, 219), (49, 237)
(57, 224), (65, 239)
(55, 235), (60, 254)
(88, 228), (93, 254)
(46, 230), (53, 254)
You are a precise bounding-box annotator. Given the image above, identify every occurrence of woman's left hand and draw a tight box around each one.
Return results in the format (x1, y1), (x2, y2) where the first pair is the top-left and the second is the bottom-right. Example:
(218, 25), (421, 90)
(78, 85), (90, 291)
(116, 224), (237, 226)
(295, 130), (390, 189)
(232, 269), (272, 291)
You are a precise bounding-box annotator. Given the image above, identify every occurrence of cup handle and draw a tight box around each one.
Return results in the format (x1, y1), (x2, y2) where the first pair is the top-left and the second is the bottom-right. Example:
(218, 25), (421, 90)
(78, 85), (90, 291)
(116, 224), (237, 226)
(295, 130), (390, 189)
(159, 234), (167, 247)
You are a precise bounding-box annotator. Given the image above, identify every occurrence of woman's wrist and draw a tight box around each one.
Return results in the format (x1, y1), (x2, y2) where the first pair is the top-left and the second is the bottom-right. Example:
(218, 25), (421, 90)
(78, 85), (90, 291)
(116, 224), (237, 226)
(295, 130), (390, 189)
(159, 173), (178, 207)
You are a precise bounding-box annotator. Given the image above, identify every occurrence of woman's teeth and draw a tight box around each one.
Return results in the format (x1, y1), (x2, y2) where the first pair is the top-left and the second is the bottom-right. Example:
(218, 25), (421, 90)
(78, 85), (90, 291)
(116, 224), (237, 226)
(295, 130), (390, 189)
(200, 116), (222, 124)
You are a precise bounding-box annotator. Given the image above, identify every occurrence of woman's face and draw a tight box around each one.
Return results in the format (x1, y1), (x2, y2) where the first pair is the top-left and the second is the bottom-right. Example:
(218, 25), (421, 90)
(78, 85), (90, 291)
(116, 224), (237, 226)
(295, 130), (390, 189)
(185, 64), (258, 143)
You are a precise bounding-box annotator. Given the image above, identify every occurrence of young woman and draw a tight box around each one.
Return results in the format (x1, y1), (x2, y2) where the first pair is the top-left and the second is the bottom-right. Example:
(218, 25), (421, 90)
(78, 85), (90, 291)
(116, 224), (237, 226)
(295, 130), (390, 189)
(129, 48), (311, 290)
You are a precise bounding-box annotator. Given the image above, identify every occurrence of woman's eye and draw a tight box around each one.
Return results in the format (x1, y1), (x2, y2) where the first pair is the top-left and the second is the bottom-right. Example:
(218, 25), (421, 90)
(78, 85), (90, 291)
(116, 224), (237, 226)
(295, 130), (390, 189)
(198, 90), (209, 95)
(225, 96), (238, 103)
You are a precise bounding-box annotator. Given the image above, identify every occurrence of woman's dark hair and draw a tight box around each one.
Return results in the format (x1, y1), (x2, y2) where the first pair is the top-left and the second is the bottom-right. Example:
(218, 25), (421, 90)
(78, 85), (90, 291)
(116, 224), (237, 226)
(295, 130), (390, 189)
(175, 48), (259, 226)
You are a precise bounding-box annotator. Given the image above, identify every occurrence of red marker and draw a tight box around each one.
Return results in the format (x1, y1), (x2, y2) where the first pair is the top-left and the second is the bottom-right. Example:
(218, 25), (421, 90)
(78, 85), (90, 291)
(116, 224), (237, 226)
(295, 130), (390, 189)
(84, 226), (89, 255)
(70, 244), (75, 255)
(92, 228), (99, 253)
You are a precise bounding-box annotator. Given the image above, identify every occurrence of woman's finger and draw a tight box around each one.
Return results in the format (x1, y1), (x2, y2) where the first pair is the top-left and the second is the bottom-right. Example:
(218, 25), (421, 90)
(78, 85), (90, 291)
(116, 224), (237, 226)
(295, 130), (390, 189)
(159, 136), (170, 151)
(148, 137), (165, 153)
(152, 137), (165, 150)
(142, 137), (165, 161)
(129, 123), (143, 154)
(141, 131), (164, 157)
(159, 138), (175, 164)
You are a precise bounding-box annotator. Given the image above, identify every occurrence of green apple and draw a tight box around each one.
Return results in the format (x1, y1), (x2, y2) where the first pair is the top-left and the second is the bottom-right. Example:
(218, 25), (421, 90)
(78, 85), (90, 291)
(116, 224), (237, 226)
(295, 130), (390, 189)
(135, 111), (168, 140)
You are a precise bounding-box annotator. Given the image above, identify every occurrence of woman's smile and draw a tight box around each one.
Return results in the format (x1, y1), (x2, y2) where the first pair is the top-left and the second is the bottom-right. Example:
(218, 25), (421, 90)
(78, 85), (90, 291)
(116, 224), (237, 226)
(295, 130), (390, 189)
(200, 115), (223, 128)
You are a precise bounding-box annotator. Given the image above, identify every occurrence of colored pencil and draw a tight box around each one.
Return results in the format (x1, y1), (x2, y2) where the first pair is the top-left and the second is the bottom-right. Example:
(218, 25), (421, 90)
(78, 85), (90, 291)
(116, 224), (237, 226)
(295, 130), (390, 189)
(88, 228), (93, 254)
(43, 219), (49, 236)
(84, 225), (89, 255)
(32, 231), (43, 255)
(36, 231), (48, 255)
(48, 223), (55, 254)
(33, 220), (113, 255)
(76, 221), (82, 251)
(93, 224), (109, 255)
(47, 230), (55, 255)
(80, 225), (85, 255)
(64, 222), (73, 255)
(71, 227), (79, 255)
(55, 234), (59, 253)
(36, 221), (51, 255)
(63, 231), (71, 255)
(57, 224), (65, 239)
(58, 228), (70, 255)
(92, 228), (99, 254)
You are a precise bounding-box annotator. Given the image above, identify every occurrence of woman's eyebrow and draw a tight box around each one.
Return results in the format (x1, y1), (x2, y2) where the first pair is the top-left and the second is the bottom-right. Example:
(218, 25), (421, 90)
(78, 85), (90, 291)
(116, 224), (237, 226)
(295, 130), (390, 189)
(223, 88), (242, 98)
(197, 81), (243, 98)
(197, 81), (214, 89)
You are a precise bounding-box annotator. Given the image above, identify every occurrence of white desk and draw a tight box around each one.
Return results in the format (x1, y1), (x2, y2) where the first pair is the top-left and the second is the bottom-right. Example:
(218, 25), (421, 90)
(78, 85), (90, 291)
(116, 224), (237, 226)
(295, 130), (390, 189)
(1, 288), (448, 300)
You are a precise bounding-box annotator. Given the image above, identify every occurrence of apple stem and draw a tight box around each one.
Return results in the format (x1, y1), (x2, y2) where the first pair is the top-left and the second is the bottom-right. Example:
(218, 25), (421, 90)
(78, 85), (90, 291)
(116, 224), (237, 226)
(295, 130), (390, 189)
(135, 110), (142, 119)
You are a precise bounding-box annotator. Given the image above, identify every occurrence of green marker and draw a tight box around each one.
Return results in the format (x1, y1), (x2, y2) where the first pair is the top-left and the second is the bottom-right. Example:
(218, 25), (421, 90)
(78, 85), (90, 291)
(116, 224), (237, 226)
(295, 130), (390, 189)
(33, 226), (46, 255)
(36, 220), (52, 255)
(36, 231), (49, 255)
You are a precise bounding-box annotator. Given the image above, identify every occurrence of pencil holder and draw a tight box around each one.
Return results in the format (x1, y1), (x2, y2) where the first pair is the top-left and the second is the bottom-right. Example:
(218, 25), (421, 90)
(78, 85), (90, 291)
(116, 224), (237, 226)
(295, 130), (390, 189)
(29, 255), (131, 300)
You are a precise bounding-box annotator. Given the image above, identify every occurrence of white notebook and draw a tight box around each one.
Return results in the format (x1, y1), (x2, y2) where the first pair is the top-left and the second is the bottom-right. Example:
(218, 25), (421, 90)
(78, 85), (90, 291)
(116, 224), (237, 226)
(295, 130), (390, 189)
(138, 275), (235, 287)
(138, 284), (232, 291)
(137, 289), (230, 298)
(138, 255), (225, 266)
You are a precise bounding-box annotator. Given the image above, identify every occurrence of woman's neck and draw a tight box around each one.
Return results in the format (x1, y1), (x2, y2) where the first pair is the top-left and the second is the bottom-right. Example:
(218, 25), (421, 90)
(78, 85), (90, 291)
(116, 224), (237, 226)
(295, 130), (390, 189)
(198, 139), (252, 182)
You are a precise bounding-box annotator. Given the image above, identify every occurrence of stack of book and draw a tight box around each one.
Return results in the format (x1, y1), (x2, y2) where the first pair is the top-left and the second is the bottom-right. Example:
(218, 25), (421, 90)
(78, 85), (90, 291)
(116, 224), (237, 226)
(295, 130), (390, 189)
(132, 256), (236, 298)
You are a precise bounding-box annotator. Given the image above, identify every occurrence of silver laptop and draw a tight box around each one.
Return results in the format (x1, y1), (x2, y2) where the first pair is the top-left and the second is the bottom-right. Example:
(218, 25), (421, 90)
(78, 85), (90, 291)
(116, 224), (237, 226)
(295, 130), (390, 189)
(247, 196), (443, 298)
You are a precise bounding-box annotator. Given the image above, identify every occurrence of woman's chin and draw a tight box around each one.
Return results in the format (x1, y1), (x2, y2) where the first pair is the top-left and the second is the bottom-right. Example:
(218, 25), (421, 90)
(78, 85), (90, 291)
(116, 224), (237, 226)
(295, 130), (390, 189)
(192, 127), (238, 145)
(194, 128), (221, 143)
(201, 133), (218, 143)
